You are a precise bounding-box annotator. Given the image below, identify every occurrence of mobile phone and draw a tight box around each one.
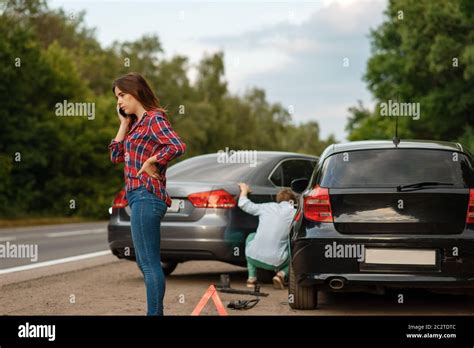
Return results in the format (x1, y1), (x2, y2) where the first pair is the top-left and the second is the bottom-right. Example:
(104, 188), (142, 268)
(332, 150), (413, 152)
(119, 107), (128, 117)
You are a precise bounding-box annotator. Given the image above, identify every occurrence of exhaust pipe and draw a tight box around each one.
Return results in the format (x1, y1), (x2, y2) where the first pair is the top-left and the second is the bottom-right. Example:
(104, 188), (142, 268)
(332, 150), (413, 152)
(328, 277), (345, 290)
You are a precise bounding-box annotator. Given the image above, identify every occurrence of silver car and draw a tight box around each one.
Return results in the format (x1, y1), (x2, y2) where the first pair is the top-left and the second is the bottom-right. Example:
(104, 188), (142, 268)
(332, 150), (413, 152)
(107, 151), (318, 275)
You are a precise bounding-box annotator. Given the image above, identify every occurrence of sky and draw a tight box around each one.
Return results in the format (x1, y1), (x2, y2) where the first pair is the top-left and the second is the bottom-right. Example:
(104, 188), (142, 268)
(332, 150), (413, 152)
(50, 0), (388, 141)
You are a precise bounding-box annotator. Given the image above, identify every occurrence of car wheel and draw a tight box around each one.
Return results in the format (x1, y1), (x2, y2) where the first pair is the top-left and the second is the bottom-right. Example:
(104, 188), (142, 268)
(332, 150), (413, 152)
(288, 262), (318, 309)
(161, 260), (178, 276)
(111, 248), (136, 261)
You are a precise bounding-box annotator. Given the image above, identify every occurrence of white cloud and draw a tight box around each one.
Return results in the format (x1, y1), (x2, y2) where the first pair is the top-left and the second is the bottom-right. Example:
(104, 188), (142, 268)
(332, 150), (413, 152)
(50, 0), (387, 141)
(198, 0), (387, 140)
(262, 35), (320, 54)
(224, 48), (293, 88)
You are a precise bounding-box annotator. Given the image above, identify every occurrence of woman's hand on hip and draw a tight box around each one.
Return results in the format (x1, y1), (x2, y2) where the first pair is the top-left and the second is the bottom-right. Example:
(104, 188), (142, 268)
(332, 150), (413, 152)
(137, 157), (161, 180)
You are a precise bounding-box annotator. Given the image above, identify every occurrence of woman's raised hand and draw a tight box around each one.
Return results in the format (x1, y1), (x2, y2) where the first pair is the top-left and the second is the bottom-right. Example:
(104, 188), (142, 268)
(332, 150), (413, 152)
(117, 105), (131, 125)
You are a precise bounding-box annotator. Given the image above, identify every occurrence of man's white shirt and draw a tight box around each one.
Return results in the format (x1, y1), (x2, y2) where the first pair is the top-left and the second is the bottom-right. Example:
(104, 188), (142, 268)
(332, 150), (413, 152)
(238, 196), (296, 266)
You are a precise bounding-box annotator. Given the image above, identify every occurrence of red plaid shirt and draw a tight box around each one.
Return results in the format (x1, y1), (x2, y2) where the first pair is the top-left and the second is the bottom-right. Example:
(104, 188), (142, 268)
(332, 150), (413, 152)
(108, 109), (186, 207)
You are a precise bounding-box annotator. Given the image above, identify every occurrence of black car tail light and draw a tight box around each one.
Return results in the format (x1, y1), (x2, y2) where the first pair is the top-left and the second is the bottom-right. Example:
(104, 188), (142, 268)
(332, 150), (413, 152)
(467, 188), (474, 223)
(304, 185), (333, 222)
(294, 210), (302, 222)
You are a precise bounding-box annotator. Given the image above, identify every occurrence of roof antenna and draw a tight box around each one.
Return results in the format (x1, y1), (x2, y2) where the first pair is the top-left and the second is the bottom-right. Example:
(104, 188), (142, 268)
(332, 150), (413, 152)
(392, 115), (400, 147)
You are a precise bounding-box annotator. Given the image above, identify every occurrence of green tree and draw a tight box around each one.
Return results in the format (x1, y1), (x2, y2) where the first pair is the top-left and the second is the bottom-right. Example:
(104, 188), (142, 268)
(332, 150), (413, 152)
(347, 0), (474, 151)
(0, 0), (335, 220)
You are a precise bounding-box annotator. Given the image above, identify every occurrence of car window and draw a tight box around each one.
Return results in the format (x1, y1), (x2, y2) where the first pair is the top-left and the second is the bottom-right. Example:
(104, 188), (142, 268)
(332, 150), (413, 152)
(167, 155), (259, 182)
(270, 159), (317, 187)
(320, 149), (474, 188)
(269, 164), (283, 186)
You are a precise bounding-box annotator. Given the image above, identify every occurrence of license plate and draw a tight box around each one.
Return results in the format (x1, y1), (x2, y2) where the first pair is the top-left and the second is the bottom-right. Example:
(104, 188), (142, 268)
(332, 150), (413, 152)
(364, 248), (436, 265)
(167, 199), (183, 213)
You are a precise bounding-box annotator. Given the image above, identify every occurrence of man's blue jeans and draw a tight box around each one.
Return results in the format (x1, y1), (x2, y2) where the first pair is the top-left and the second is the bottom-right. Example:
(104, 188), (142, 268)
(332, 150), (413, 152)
(126, 186), (168, 316)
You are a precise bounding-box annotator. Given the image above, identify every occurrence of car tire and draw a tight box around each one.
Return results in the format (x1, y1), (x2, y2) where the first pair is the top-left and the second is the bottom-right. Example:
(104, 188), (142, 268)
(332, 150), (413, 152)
(288, 262), (318, 309)
(161, 260), (178, 276)
(111, 248), (136, 261)
(115, 249), (177, 276)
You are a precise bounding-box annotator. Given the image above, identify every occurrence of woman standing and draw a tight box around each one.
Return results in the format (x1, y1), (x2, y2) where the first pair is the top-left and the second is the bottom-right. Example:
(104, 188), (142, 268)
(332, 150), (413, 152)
(108, 72), (186, 316)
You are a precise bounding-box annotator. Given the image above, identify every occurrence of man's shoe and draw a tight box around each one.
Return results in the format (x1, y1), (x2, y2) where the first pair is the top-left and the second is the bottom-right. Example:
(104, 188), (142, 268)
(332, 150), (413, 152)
(272, 273), (285, 290)
(246, 277), (257, 288)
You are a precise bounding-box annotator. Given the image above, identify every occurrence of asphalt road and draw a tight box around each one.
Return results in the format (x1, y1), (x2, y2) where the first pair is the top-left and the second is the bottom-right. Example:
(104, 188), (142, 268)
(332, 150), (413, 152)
(1, 222), (474, 315)
(0, 222), (109, 270)
(1, 257), (474, 315)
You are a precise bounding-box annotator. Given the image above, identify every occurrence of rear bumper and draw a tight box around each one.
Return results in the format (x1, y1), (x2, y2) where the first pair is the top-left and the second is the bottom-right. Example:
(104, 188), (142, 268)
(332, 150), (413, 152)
(299, 273), (474, 288)
(108, 213), (246, 265)
(291, 225), (474, 289)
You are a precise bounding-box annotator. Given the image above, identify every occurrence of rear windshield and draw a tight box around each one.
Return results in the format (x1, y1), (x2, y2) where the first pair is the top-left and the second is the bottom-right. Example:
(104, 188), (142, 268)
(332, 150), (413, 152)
(167, 155), (260, 182)
(320, 149), (474, 188)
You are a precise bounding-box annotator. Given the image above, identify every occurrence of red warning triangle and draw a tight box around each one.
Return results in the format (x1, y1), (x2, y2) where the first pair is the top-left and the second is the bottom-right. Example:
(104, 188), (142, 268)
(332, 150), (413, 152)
(191, 285), (228, 316)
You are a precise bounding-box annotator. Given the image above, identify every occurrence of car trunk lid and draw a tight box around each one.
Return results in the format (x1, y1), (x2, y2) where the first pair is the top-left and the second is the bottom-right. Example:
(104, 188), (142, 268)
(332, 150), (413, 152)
(330, 188), (469, 234)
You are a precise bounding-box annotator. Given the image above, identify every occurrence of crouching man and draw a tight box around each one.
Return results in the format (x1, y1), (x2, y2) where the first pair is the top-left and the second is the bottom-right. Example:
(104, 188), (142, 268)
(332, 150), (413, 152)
(238, 182), (297, 289)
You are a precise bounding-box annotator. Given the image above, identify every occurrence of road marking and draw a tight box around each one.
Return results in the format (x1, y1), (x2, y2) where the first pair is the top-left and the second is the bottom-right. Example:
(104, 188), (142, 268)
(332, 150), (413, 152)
(46, 229), (106, 238)
(0, 250), (112, 274)
(0, 223), (108, 235)
(0, 236), (17, 242)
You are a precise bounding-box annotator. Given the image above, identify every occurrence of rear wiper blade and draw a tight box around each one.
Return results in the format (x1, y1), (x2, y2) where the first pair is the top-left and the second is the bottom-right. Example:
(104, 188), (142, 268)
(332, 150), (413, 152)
(397, 181), (454, 192)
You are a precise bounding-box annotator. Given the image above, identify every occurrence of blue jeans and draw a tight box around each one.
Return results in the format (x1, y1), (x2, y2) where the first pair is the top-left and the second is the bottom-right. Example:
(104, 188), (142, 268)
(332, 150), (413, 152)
(126, 186), (168, 316)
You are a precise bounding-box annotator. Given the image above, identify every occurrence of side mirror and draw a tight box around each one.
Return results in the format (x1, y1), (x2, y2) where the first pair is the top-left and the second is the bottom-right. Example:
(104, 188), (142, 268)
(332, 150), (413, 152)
(291, 178), (309, 194)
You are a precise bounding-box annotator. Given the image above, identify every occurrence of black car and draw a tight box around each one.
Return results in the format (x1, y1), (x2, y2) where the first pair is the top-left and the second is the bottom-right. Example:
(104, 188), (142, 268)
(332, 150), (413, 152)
(288, 140), (474, 309)
(108, 151), (317, 275)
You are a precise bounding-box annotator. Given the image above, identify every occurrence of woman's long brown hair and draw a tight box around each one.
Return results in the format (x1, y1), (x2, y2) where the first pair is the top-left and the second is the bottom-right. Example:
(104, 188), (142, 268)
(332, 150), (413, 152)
(112, 72), (167, 133)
